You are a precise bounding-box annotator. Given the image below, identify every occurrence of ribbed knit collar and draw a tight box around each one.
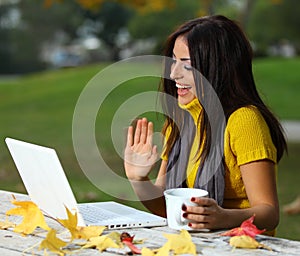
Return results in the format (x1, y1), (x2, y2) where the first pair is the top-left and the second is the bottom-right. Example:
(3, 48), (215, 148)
(178, 98), (202, 125)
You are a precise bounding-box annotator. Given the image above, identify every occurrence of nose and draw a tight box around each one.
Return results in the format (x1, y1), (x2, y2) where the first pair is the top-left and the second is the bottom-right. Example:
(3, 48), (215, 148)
(170, 61), (184, 80)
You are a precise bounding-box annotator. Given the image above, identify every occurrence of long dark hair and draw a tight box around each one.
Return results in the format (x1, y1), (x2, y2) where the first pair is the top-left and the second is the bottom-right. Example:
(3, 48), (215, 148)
(160, 15), (287, 163)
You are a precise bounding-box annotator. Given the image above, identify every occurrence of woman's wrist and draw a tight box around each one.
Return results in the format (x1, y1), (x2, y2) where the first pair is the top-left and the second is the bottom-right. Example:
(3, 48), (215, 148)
(220, 208), (253, 229)
(128, 175), (149, 182)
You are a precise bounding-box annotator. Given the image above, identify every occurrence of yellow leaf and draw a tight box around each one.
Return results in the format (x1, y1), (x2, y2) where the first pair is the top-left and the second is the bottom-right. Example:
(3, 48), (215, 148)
(0, 217), (16, 230)
(229, 235), (268, 249)
(58, 207), (79, 241)
(6, 200), (50, 235)
(83, 235), (120, 252)
(163, 229), (196, 255)
(39, 229), (67, 256)
(57, 207), (78, 234)
(76, 225), (106, 240)
(106, 231), (123, 246)
(155, 243), (171, 256)
(58, 207), (106, 240)
(141, 247), (155, 256)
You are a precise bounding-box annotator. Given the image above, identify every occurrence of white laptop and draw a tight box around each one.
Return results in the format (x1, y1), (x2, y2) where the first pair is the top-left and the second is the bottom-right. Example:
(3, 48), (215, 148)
(5, 137), (166, 229)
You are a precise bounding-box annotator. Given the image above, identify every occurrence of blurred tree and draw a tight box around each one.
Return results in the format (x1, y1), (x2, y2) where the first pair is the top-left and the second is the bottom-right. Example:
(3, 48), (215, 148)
(81, 1), (134, 60)
(0, 0), (84, 74)
(0, 3), (14, 73)
(1, 0), (298, 74)
(248, 0), (299, 55)
(18, 0), (84, 45)
(45, 0), (174, 13)
(127, 0), (200, 54)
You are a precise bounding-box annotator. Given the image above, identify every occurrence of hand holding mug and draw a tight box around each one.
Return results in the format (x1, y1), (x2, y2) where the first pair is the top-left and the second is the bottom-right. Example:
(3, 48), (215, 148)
(164, 188), (208, 230)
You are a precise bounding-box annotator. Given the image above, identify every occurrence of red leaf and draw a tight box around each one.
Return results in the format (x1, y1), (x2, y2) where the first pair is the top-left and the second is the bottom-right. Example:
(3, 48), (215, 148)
(120, 232), (134, 243)
(120, 232), (141, 254)
(122, 240), (142, 254)
(220, 215), (265, 238)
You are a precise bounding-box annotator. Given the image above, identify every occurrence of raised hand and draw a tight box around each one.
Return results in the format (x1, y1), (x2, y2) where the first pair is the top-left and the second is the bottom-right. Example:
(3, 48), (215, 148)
(124, 118), (158, 181)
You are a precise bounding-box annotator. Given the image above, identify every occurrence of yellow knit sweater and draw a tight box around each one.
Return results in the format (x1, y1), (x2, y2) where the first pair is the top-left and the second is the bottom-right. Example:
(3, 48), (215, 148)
(162, 98), (277, 209)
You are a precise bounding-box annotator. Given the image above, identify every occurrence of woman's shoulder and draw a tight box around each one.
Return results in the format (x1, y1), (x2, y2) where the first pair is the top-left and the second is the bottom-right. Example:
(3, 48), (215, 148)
(226, 105), (271, 137)
(227, 105), (265, 127)
(225, 105), (277, 165)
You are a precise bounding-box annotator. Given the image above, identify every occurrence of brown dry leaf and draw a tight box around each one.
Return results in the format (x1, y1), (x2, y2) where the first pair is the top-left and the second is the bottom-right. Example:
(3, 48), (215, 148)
(6, 200), (50, 235)
(229, 235), (272, 250)
(58, 207), (106, 240)
(82, 235), (120, 252)
(39, 229), (67, 256)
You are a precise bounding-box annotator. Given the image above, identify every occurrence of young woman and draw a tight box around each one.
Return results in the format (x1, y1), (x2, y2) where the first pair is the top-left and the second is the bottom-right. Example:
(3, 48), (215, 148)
(124, 15), (287, 235)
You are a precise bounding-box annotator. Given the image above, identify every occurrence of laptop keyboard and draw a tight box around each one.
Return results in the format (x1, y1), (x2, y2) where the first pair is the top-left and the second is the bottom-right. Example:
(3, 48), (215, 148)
(77, 201), (167, 229)
(78, 204), (124, 223)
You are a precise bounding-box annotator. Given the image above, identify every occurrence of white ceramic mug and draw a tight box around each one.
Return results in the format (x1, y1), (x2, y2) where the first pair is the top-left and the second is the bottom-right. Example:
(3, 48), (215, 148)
(164, 188), (208, 230)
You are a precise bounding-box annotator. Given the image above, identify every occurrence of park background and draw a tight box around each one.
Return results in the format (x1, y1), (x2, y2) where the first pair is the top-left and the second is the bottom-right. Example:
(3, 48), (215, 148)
(0, 0), (299, 240)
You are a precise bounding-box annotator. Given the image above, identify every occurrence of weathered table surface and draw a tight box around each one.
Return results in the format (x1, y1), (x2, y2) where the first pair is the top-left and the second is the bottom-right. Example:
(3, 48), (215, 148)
(0, 189), (300, 255)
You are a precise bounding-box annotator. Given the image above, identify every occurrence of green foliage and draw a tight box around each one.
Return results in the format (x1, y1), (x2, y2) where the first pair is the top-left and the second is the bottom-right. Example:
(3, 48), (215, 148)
(248, 0), (300, 53)
(128, 0), (201, 53)
(84, 1), (134, 60)
(0, 0), (84, 74)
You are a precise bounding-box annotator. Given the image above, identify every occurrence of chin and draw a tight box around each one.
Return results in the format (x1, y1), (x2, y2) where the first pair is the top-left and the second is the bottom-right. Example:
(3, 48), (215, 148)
(178, 96), (195, 105)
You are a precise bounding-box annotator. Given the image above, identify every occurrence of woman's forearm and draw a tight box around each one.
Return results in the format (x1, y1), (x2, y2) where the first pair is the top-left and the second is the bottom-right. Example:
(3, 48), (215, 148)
(223, 204), (279, 231)
(129, 178), (166, 217)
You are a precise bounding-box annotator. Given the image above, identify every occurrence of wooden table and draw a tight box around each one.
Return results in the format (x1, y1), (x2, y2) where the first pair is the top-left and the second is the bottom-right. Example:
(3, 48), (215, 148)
(0, 190), (300, 255)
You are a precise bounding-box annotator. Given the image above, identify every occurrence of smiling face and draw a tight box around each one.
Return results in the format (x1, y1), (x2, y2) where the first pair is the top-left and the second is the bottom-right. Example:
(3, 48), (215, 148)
(170, 36), (196, 105)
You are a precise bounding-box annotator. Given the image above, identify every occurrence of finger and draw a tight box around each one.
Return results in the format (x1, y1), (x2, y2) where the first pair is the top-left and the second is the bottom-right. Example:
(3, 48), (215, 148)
(134, 119), (142, 144)
(140, 118), (148, 144)
(188, 222), (209, 230)
(126, 126), (133, 147)
(146, 121), (154, 146)
(185, 213), (209, 223)
(185, 205), (207, 215)
(191, 197), (213, 206)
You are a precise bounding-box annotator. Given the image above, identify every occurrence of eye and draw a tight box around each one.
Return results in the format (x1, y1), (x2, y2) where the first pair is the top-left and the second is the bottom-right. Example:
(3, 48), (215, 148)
(184, 64), (193, 71)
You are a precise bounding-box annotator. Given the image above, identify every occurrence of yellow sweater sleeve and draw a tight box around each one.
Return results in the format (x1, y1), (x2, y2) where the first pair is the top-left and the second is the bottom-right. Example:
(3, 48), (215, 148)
(223, 106), (277, 211)
(226, 106), (277, 166)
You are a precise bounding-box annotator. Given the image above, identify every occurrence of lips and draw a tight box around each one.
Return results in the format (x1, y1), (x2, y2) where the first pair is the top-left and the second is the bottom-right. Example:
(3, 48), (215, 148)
(176, 83), (192, 89)
(176, 83), (192, 96)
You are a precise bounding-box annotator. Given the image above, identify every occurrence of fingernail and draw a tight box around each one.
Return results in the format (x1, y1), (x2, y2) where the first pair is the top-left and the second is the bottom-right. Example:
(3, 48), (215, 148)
(182, 204), (187, 211)
(191, 197), (195, 202)
(182, 213), (187, 218)
(188, 223), (192, 227)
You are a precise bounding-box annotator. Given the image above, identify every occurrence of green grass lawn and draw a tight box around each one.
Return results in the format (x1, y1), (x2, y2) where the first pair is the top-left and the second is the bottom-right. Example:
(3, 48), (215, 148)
(253, 57), (300, 119)
(0, 57), (299, 240)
